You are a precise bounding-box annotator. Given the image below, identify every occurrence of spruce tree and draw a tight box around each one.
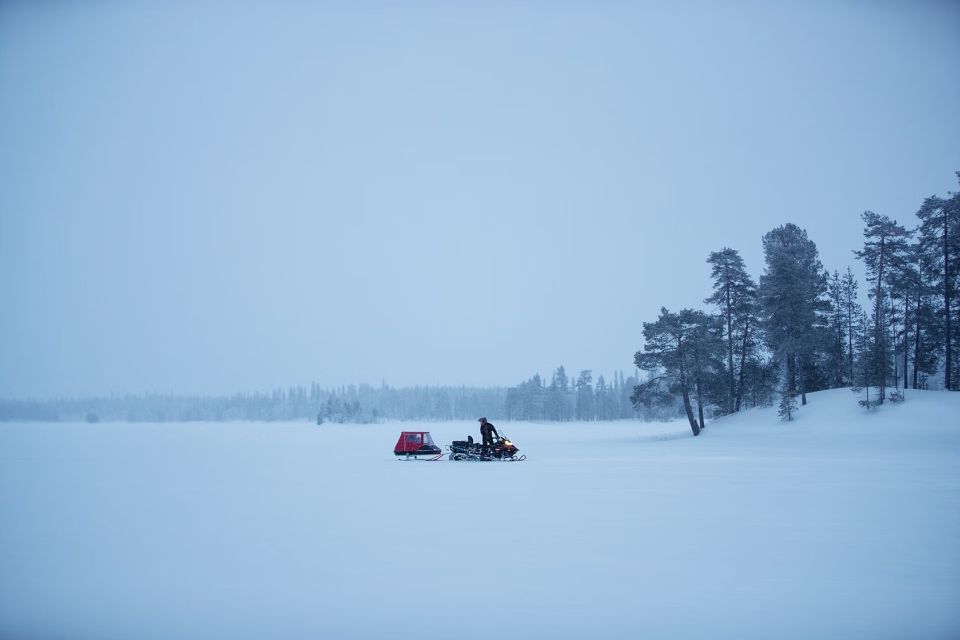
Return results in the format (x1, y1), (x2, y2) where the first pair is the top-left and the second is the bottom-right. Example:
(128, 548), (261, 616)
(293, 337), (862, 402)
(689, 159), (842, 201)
(777, 383), (798, 422)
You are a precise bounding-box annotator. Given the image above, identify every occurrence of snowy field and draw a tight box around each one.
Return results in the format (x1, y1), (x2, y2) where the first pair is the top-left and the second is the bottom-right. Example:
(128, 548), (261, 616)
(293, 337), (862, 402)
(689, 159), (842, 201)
(1, 389), (958, 640)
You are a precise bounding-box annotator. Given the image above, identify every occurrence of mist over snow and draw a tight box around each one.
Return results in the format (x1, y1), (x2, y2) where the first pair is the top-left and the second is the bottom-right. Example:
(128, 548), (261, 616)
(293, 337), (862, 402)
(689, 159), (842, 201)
(1, 2), (958, 397)
(1, 389), (958, 639)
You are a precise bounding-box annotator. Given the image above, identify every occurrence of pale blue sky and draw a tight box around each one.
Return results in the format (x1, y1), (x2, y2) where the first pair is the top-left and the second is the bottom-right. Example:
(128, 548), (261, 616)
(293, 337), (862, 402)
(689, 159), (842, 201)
(1, 1), (958, 397)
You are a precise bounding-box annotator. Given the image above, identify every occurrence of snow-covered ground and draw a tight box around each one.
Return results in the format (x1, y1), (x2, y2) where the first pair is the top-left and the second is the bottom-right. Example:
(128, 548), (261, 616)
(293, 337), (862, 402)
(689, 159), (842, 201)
(1, 388), (958, 639)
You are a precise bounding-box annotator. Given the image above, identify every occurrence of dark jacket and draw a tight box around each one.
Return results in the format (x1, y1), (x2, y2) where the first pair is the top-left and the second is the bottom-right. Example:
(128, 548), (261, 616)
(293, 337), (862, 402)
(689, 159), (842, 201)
(480, 420), (499, 443)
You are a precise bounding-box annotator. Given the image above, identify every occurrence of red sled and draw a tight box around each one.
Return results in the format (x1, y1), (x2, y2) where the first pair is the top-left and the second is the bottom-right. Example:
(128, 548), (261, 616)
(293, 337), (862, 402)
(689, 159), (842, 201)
(394, 431), (442, 460)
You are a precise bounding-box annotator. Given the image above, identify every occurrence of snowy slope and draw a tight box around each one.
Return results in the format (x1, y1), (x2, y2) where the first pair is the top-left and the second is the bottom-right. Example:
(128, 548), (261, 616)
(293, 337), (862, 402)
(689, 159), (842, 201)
(1, 389), (957, 640)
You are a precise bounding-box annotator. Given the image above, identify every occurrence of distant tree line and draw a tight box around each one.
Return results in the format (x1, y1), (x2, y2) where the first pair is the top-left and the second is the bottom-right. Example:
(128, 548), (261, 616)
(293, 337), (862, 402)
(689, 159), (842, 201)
(0, 384), (510, 424)
(0, 370), (653, 424)
(632, 173), (960, 435)
(504, 366), (649, 421)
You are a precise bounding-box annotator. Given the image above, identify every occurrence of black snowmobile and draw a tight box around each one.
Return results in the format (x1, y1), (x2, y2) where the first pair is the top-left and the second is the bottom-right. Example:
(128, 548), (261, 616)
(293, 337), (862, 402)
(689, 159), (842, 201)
(448, 434), (525, 461)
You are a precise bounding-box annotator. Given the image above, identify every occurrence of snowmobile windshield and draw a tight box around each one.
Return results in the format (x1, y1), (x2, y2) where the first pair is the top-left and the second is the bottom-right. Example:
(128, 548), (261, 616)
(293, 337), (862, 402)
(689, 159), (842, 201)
(422, 433), (435, 445)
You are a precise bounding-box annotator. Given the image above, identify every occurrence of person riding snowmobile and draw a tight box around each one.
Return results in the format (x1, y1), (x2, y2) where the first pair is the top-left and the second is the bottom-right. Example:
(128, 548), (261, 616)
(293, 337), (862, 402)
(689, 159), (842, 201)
(479, 417), (499, 459)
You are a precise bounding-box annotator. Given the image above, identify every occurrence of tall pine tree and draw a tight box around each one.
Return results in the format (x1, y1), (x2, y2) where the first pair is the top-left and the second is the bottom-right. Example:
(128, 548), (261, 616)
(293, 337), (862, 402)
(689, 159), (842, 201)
(705, 248), (759, 414)
(915, 178), (960, 390)
(841, 267), (862, 385)
(854, 211), (910, 403)
(633, 308), (723, 436)
(759, 224), (828, 408)
(826, 270), (846, 388)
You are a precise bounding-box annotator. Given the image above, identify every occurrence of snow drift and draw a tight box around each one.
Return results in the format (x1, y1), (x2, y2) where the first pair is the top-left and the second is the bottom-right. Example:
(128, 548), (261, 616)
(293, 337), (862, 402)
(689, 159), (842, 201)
(0, 388), (957, 639)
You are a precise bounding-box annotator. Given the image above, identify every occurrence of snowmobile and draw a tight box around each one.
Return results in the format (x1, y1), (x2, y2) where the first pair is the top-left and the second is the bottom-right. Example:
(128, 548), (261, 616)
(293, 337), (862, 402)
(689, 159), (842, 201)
(448, 434), (525, 461)
(394, 431), (443, 460)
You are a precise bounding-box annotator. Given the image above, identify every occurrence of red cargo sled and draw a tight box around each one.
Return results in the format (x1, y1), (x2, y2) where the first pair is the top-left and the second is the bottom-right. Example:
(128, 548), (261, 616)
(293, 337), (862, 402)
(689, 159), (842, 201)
(393, 431), (443, 460)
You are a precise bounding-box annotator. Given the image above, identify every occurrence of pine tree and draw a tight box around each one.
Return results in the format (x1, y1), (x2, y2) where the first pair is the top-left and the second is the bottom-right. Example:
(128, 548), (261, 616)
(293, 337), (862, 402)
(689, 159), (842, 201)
(595, 375), (610, 420)
(886, 238), (929, 394)
(759, 224), (828, 408)
(841, 267), (862, 385)
(547, 366), (571, 421)
(633, 308), (725, 435)
(740, 356), (779, 409)
(854, 211), (911, 403)
(911, 240), (941, 389)
(852, 310), (877, 409)
(506, 374), (546, 420)
(683, 310), (725, 430)
(826, 270), (846, 387)
(705, 247), (759, 414)
(575, 370), (594, 421)
(915, 177), (960, 391)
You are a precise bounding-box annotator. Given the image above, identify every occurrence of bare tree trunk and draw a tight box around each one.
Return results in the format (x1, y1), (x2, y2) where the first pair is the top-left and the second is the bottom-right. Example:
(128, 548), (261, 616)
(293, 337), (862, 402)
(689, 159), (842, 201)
(875, 236), (886, 403)
(847, 299), (855, 385)
(680, 377), (700, 436)
(695, 368), (706, 433)
(945, 215), (953, 390)
(834, 294), (844, 388)
(902, 299), (909, 395)
(786, 353), (803, 406)
(913, 305), (921, 389)
(725, 276), (735, 413)
(797, 355), (808, 406)
(735, 318), (750, 412)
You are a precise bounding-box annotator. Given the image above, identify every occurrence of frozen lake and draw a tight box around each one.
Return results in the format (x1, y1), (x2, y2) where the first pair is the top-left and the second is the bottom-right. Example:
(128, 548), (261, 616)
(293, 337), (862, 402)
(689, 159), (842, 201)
(1, 389), (958, 639)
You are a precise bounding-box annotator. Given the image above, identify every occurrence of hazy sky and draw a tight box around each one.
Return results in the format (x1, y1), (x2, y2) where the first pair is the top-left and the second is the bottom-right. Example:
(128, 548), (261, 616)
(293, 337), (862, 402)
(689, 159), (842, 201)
(1, 1), (958, 397)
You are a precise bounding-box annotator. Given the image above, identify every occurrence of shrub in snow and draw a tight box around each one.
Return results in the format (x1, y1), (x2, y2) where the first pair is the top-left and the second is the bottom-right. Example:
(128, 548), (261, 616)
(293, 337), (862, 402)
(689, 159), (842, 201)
(778, 392), (798, 421)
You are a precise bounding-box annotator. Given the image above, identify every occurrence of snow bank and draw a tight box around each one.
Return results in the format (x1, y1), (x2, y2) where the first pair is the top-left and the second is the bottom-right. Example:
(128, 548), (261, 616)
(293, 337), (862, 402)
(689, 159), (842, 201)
(1, 389), (957, 639)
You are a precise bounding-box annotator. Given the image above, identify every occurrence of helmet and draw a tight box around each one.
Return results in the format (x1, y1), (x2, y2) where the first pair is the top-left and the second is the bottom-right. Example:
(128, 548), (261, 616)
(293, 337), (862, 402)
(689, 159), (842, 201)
(478, 417), (487, 422)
